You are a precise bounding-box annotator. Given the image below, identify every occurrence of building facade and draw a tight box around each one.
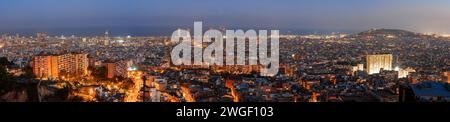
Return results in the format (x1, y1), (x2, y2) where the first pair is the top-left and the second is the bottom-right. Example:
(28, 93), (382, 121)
(366, 54), (393, 75)
(33, 53), (89, 80)
(105, 60), (133, 79)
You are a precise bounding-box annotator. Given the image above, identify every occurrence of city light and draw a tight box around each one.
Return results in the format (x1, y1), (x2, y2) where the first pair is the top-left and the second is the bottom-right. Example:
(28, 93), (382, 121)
(0, 1), (448, 104)
(394, 66), (400, 71)
(116, 40), (125, 43)
(441, 34), (450, 37)
(0, 1), (449, 120)
(127, 66), (137, 71)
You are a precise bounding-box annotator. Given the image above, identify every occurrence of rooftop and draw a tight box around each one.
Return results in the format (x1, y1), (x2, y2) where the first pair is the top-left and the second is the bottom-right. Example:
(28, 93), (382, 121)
(410, 81), (450, 97)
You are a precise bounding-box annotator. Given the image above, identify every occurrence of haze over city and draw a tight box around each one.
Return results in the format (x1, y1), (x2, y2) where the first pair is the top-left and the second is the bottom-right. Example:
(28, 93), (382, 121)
(1, 0), (450, 36)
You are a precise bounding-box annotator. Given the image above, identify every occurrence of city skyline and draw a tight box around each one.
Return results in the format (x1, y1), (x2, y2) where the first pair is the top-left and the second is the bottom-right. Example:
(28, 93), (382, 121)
(0, 0), (449, 103)
(0, 1), (449, 120)
(1, 0), (450, 36)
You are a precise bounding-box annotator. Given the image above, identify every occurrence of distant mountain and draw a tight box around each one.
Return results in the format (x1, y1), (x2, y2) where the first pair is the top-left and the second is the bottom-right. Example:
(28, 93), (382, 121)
(349, 29), (420, 38)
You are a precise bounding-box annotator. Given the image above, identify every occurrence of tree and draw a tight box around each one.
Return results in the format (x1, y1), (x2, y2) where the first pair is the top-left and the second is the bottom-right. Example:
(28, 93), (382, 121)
(0, 57), (12, 66)
(0, 66), (13, 95)
(0, 57), (13, 88)
(19, 65), (36, 78)
(0, 66), (10, 81)
(54, 85), (70, 100)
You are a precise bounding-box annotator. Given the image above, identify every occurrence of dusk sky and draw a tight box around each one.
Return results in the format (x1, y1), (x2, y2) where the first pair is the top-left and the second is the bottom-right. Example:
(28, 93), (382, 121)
(1, 0), (450, 35)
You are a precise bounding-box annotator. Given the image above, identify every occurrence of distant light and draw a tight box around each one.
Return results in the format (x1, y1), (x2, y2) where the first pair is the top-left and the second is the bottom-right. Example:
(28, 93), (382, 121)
(386, 35), (396, 38)
(116, 40), (125, 43)
(127, 35), (131, 38)
(128, 66), (137, 71)
(441, 34), (450, 37)
(394, 66), (400, 71)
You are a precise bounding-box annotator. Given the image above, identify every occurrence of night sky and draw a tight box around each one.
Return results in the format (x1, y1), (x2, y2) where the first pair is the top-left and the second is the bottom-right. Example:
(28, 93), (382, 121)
(0, 0), (449, 36)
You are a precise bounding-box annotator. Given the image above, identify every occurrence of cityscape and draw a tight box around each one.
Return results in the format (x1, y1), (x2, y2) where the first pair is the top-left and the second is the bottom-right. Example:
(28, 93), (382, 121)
(0, 28), (449, 102)
(0, 0), (449, 103)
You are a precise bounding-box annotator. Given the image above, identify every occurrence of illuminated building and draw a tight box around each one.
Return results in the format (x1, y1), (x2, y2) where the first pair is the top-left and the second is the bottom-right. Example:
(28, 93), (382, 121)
(366, 54), (393, 74)
(357, 63), (364, 71)
(443, 72), (450, 83)
(309, 92), (319, 102)
(106, 63), (115, 79)
(0, 42), (5, 49)
(398, 67), (415, 78)
(181, 85), (195, 102)
(154, 78), (167, 91)
(225, 79), (239, 102)
(398, 69), (409, 78)
(105, 60), (134, 79)
(150, 88), (161, 102)
(59, 53), (89, 76)
(33, 53), (89, 80)
(104, 30), (110, 46)
(33, 55), (59, 80)
(447, 72), (450, 83)
(281, 65), (295, 76)
(352, 66), (358, 72)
